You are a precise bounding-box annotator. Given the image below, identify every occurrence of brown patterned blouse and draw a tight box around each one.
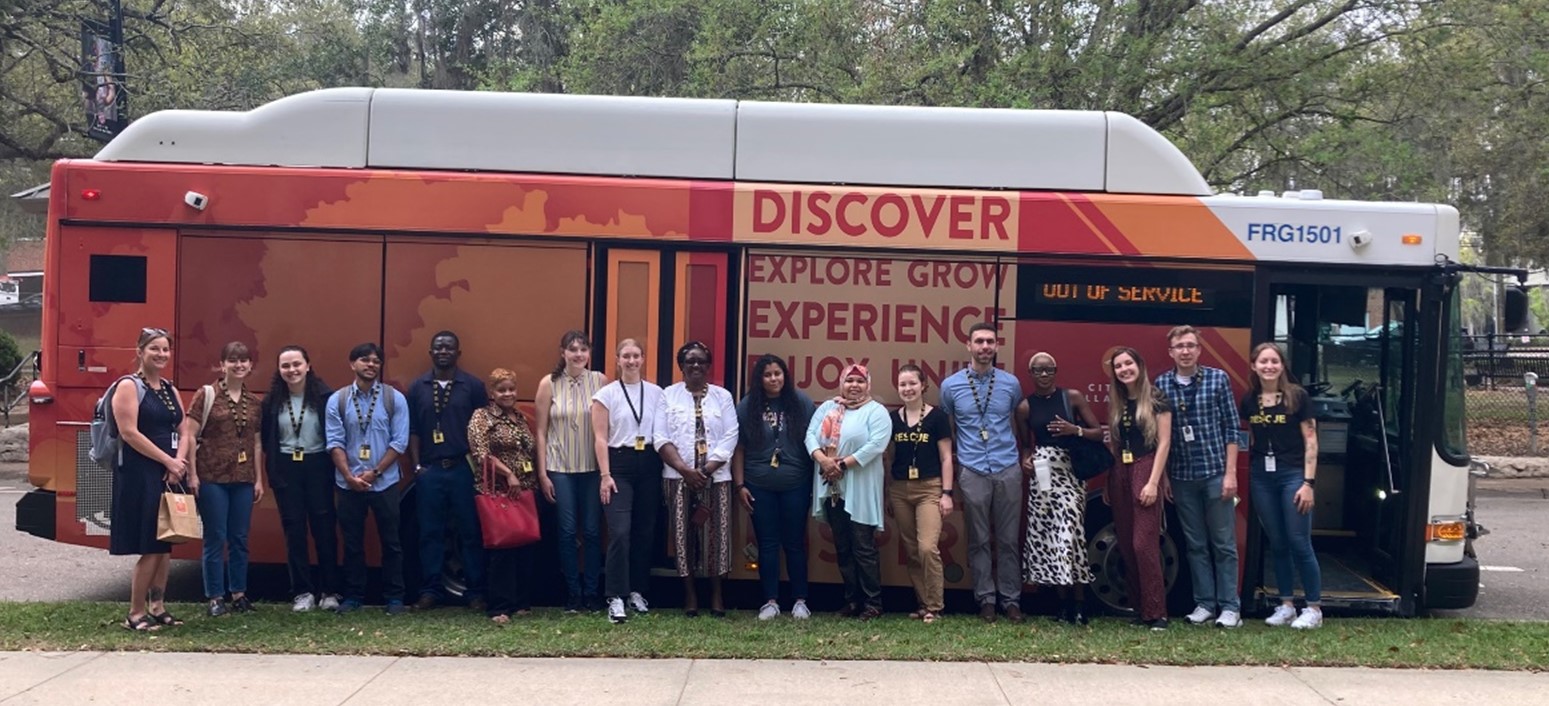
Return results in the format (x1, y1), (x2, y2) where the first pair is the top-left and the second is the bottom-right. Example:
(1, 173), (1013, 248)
(190, 382), (262, 485)
(468, 404), (538, 496)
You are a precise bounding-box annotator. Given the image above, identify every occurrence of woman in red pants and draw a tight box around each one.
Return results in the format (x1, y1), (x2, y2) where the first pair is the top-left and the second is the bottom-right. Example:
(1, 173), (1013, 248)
(1102, 346), (1173, 630)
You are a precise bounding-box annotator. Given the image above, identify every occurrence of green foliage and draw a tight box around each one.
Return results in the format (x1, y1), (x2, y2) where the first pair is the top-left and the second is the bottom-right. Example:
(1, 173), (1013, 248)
(0, 328), (23, 381)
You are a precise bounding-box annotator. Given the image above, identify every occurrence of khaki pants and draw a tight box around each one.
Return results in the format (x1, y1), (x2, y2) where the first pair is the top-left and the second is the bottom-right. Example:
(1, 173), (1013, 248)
(888, 477), (945, 613)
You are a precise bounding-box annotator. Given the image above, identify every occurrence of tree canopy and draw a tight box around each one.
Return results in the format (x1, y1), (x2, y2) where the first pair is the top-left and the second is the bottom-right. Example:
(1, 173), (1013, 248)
(2, 0), (1547, 264)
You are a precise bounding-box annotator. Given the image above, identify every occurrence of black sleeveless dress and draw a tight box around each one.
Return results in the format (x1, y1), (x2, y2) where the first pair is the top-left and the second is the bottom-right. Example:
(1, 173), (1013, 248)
(109, 379), (184, 556)
(1021, 389), (1094, 586)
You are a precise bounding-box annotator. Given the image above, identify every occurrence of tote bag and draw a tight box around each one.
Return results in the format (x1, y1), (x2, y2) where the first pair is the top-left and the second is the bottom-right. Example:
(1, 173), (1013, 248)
(474, 456), (541, 549)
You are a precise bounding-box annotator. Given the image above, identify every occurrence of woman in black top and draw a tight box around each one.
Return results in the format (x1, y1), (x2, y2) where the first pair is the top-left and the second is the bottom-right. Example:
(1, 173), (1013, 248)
(1103, 346), (1172, 629)
(260, 345), (339, 613)
(1014, 352), (1101, 624)
(731, 354), (816, 621)
(1242, 342), (1323, 629)
(883, 364), (954, 622)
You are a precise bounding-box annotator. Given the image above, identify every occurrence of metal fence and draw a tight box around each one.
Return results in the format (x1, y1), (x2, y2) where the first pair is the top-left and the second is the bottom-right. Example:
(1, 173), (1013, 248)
(1464, 334), (1549, 457)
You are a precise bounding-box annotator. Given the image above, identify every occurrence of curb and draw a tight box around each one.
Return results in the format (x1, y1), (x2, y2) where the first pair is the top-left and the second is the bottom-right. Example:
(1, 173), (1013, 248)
(1476, 455), (1549, 479)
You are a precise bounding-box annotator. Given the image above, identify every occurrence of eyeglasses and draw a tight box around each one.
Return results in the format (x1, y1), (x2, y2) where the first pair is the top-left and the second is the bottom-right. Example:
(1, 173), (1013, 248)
(141, 327), (168, 337)
(355, 357), (383, 365)
(1030, 366), (1058, 375)
(1170, 343), (1200, 351)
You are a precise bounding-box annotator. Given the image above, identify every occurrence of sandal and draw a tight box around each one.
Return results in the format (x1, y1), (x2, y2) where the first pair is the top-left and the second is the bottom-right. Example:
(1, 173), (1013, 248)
(490, 613), (510, 625)
(150, 610), (184, 627)
(908, 610), (924, 620)
(921, 611), (938, 624)
(121, 614), (160, 632)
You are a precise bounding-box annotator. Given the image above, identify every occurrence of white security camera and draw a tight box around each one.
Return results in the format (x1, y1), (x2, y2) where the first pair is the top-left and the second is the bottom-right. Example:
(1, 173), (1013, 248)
(1348, 230), (1372, 249)
(184, 191), (209, 211)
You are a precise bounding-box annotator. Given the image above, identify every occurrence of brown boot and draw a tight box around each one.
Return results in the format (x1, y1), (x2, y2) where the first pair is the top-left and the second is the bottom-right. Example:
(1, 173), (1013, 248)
(1004, 603), (1025, 623)
(979, 603), (997, 624)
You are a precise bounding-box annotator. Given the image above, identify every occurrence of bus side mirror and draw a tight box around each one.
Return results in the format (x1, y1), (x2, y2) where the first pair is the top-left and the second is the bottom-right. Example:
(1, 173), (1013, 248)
(1503, 285), (1530, 332)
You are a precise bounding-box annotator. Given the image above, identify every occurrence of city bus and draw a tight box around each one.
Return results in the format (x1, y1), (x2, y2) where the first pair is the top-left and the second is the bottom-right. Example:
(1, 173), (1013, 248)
(15, 88), (1492, 615)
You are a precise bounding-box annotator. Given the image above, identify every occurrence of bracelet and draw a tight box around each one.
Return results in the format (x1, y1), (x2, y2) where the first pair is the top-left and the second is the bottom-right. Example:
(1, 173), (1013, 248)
(1303, 477), (1316, 488)
(735, 483), (745, 492)
(838, 458), (849, 472)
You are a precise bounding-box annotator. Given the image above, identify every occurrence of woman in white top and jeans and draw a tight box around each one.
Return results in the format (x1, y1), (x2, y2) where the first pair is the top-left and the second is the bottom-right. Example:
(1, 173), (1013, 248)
(592, 339), (664, 624)
(654, 341), (739, 617)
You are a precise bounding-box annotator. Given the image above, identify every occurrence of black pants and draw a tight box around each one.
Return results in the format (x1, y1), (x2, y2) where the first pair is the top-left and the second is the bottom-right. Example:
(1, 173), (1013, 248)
(486, 544), (536, 616)
(603, 447), (661, 598)
(826, 498), (882, 610)
(270, 452), (338, 598)
(337, 484), (404, 603)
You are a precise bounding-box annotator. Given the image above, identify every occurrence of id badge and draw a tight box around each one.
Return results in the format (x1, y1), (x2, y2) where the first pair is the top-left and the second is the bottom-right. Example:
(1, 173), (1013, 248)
(634, 436), (646, 452)
(432, 430), (445, 445)
(1122, 450), (1134, 464)
(696, 440), (708, 456)
(1265, 454), (1278, 473)
(979, 429), (990, 442)
(1182, 426), (1196, 442)
(358, 444), (371, 461)
(770, 453), (781, 468)
(292, 449), (305, 462)
(170, 432), (180, 451)
(908, 465), (919, 480)
(521, 460), (533, 474)
(238, 451), (248, 464)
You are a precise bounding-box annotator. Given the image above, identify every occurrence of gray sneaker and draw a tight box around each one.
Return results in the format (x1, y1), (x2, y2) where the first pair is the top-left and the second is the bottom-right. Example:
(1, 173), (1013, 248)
(627, 592), (650, 614)
(608, 597), (628, 624)
(291, 593), (315, 613)
(318, 594), (341, 612)
(791, 600), (811, 620)
(757, 602), (781, 621)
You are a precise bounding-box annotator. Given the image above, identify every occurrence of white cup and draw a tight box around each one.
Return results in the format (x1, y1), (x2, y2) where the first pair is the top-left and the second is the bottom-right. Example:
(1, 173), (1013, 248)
(1033, 457), (1052, 492)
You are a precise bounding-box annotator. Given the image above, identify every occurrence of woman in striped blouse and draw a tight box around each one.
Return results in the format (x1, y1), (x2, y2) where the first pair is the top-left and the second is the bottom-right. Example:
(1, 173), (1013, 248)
(534, 330), (610, 613)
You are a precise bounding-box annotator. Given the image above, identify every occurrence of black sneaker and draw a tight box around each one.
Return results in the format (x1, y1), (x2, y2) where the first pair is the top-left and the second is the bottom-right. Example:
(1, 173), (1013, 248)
(207, 598), (228, 618)
(563, 596), (582, 615)
(1147, 618), (1170, 631)
(585, 595), (606, 612)
(230, 595), (254, 613)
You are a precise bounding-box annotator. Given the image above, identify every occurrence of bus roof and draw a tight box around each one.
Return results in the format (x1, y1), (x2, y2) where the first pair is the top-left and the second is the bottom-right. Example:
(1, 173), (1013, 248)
(92, 87), (1213, 196)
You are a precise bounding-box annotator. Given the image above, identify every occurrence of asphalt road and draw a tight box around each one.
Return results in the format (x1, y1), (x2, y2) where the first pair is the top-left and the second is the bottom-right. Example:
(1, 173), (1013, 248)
(2, 472), (1546, 618)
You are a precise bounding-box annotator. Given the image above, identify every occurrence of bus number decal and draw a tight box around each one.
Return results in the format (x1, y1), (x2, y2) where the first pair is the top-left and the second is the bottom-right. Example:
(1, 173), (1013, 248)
(1246, 223), (1342, 244)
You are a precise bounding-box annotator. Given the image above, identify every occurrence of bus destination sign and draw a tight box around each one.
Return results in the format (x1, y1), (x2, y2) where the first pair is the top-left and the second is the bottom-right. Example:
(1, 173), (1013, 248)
(1034, 282), (1215, 309)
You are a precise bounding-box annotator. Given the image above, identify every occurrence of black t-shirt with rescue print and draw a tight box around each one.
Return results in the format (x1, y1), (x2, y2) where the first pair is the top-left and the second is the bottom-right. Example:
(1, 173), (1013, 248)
(1239, 388), (1311, 458)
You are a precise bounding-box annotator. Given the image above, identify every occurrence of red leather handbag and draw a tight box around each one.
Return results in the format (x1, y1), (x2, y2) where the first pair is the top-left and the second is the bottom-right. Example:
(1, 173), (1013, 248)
(474, 456), (541, 549)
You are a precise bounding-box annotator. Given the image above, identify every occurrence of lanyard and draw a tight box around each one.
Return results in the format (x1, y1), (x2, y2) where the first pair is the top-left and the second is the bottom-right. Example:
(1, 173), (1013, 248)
(286, 396), (306, 439)
(220, 380), (248, 436)
(352, 384), (380, 435)
(966, 370), (997, 440)
(431, 379), (452, 432)
(621, 381), (645, 433)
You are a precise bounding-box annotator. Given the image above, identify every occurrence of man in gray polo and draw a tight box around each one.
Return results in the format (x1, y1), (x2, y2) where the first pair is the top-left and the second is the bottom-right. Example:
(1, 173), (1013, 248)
(939, 322), (1025, 623)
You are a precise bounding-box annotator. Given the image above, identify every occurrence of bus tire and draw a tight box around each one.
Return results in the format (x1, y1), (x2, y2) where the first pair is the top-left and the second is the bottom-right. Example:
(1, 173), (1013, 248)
(1083, 494), (1190, 615)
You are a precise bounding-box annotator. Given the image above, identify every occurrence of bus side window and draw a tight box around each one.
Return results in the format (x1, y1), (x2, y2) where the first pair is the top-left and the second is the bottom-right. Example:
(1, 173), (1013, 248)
(88, 254), (147, 303)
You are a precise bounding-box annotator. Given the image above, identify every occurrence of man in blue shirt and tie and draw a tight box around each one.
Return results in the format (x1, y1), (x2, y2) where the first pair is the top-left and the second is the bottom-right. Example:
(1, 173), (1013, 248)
(327, 343), (411, 615)
(939, 322), (1025, 623)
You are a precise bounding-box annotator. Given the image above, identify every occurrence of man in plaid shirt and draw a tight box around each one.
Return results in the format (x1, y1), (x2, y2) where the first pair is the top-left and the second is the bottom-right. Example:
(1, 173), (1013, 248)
(1154, 325), (1243, 628)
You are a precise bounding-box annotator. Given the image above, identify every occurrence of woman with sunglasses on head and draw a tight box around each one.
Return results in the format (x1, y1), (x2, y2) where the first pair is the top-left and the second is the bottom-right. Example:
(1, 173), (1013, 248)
(185, 341), (265, 618)
(732, 354), (816, 621)
(884, 364), (953, 623)
(110, 327), (188, 632)
(808, 364), (892, 620)
(260, 345), (339, 613)
(1103, 346), (1173, 630)
(1014, 352), (1100, 624)
(533, 330), (610, 613)
(1242, 342), (1324, 629)
(654, 341), (739, 617)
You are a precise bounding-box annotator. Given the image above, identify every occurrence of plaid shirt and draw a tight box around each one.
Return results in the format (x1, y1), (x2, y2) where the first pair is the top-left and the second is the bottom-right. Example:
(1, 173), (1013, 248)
(1154, 366), (1241, 481)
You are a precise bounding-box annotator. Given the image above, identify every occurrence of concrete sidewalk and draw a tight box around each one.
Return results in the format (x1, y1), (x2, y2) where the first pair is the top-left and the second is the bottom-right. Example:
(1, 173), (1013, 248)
(2, 652), (1545, 705)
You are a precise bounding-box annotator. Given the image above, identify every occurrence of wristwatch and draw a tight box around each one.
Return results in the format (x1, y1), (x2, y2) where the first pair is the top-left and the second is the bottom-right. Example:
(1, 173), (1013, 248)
(837, 458), (849, 472)
(1303, 477), (1316, 487)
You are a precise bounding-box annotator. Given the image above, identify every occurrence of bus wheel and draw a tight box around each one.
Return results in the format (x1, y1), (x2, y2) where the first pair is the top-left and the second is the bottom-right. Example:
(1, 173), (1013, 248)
(1084, 496), (1187, 615)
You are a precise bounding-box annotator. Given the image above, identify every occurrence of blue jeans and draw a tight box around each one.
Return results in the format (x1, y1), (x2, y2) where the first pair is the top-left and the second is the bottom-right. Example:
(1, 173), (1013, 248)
(747, 483), (811, 602)
(1251, 458), (1322, 603)
(197, 482), (254, 599)
(551, 471), (602, 599)
(416, 459), (487, 600)
(1171, 474), (1240, 612)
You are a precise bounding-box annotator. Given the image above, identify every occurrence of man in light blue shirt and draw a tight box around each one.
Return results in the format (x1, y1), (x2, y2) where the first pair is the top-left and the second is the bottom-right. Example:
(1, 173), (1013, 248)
(939, 322), (1025, 623)
(326, 342), (410, 615)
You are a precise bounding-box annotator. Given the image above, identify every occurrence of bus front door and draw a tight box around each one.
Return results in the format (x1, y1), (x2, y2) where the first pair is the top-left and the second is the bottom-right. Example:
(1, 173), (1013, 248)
(1256, 277), (1422, 614)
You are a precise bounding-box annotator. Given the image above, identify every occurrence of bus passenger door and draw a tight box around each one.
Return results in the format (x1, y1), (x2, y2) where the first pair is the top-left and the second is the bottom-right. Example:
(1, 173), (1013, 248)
(598, 249), (732, 386)
(1256, 275), (1422, 613)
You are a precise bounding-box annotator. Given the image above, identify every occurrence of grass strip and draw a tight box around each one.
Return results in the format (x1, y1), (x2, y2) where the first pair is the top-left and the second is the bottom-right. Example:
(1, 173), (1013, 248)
(1, 602), (1546, 670)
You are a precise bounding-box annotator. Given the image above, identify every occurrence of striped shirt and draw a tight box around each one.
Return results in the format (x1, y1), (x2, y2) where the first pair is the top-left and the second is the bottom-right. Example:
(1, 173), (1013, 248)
(544, 370), (606, 473)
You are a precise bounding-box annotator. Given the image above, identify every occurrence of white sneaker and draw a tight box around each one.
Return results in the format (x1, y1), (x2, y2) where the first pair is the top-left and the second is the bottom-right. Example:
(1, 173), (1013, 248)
(318, 594), (340, 612)
(757, 602), (781, 621)
(1265, 604), (1297, 627)
(1185, 605), (1215, 624)
(1291, 608), (1323, 630)
(608, 597), (628, 624)
(628, 592), (650, 614)
(1215, 609), (1243, 628)
(291, 593), (315, 613)
(791, 600), (811, 620)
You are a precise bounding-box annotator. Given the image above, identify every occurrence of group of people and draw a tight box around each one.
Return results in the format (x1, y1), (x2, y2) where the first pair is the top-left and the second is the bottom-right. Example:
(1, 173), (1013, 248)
(107, 323), (1325, 632)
